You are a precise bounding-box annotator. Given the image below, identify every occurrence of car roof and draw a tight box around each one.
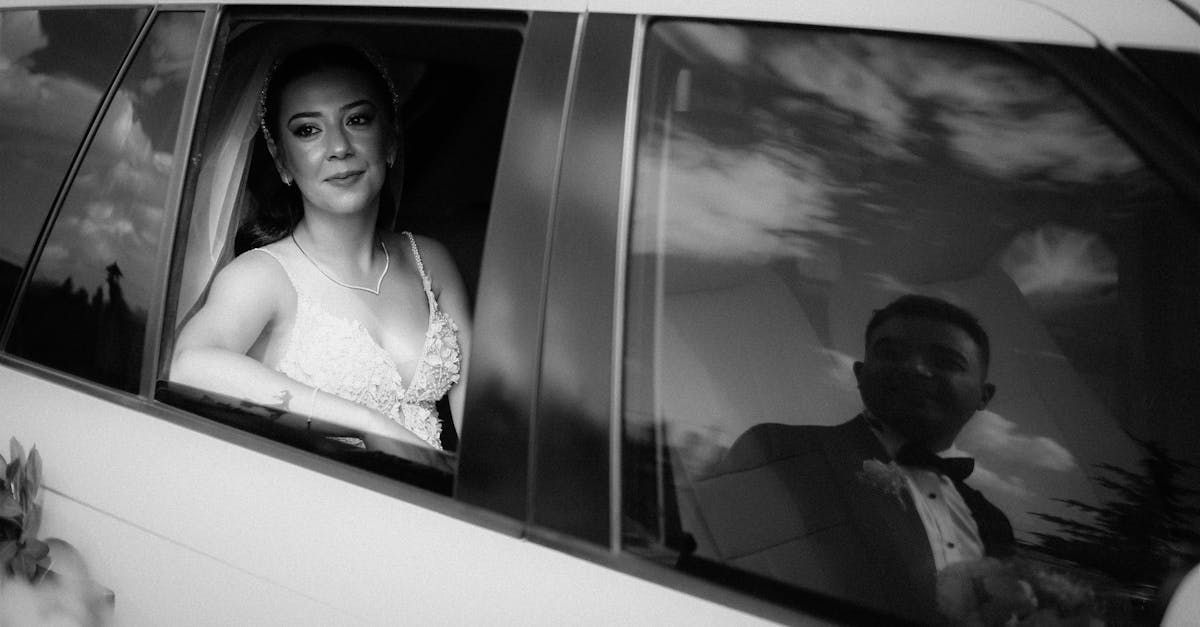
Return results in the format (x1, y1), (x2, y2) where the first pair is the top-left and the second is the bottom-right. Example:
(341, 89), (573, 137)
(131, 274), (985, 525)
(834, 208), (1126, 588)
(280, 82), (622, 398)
(11, 0), (1197, 51)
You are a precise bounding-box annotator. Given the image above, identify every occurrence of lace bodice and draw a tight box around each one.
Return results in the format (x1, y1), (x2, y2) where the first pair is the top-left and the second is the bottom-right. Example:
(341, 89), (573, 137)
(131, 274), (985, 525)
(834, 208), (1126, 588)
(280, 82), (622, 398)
(252, 232), (461, 449)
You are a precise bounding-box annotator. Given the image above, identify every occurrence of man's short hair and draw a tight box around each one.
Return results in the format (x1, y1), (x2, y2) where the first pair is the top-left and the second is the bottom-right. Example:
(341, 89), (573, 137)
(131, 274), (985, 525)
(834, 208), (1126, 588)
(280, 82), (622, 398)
(864, 294), (990, 369)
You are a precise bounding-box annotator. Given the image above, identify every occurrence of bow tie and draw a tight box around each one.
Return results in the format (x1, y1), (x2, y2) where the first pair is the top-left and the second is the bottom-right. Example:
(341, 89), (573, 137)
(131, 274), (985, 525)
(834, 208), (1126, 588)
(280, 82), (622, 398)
(895, 444), (975, 482)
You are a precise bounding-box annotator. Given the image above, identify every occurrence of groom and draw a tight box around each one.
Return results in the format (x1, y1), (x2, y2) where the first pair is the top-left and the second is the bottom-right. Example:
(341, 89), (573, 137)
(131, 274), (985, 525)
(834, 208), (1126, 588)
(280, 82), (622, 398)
(698, 294), (1014, 623)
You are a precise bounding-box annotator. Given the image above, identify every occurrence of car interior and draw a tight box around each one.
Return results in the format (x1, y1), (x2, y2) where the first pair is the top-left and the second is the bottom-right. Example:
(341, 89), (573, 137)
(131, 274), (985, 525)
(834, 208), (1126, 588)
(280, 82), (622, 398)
(160, 10), (526, 488)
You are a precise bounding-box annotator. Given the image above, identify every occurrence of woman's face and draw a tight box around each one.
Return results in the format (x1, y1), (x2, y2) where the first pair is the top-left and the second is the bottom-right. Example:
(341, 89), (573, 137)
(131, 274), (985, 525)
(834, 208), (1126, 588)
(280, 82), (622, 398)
(273, 66), (396, 220)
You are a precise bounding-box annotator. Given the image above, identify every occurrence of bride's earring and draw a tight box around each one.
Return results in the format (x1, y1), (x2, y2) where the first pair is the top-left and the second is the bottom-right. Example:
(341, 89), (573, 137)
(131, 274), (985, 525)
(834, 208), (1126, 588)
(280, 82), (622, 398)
(270, 147), (292, 186)
(275, 161), (292, 186)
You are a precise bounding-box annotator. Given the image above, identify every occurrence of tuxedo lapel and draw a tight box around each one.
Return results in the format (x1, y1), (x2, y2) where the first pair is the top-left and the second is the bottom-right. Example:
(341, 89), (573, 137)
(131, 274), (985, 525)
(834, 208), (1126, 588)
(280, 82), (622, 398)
(955, 479), (1016, 558)
(818, 416), (939, 622)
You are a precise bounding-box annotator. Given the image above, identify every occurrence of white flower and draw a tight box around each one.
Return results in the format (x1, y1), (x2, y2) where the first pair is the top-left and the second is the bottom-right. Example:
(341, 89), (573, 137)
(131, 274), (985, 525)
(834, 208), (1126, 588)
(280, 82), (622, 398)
(856, 459), (908, 509)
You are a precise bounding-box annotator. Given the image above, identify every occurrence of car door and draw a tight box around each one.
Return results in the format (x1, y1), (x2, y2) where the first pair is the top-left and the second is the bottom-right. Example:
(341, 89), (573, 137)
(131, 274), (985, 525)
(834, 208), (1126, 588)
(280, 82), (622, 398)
(0, 5), (779, 624)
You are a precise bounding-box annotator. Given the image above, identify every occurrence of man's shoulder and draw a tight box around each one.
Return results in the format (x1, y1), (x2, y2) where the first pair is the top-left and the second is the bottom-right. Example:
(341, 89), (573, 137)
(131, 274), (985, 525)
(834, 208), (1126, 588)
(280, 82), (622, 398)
(739, 417), (866, 445)
(718, 419), (865, 472)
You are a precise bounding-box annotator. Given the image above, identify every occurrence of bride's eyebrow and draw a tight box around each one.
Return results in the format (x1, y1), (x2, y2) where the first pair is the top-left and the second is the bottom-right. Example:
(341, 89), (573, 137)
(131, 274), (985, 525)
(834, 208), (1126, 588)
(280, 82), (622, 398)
(341, 99), (375, 112)
(287, 111), (321, 125)
(285, 100), (377, 126)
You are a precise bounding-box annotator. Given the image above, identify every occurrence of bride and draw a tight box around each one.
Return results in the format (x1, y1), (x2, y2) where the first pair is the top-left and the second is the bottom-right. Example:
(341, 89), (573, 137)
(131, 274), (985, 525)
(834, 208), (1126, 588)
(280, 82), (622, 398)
(171, 44), (470, 459)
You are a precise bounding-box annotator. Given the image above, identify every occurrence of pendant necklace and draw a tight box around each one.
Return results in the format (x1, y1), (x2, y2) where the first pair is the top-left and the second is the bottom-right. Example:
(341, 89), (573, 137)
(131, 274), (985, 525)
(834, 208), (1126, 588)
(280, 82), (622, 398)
(291, 232), (389, 295)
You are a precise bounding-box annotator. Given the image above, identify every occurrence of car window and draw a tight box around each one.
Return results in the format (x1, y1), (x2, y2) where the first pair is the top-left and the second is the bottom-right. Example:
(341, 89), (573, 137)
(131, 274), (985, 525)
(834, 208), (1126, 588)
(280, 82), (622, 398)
(622, 20), (1199, 625)
(159, 10), (523, 493)
(0, 8), (149, 324)
(5, 11), (204, 393)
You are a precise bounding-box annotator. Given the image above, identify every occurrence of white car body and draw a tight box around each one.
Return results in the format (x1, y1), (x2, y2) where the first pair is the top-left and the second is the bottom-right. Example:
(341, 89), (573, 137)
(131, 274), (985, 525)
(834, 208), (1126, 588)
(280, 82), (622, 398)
(1, 0), (1197, 624)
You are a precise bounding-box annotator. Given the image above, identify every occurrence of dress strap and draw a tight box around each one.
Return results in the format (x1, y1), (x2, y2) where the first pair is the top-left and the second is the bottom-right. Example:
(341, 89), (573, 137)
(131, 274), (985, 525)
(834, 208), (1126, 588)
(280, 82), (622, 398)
(248, 247), (303, 292)
(402, 232), (437, 312)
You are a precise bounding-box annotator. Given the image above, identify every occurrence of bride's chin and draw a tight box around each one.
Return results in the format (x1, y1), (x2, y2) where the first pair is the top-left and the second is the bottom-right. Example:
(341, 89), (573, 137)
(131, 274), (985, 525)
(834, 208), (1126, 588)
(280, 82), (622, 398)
(302, 192), (383, 217)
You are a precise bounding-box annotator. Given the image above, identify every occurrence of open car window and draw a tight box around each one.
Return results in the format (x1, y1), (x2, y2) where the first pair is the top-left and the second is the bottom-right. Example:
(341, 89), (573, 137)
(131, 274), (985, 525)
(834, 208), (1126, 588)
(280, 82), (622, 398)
(160, 9), (524, 492)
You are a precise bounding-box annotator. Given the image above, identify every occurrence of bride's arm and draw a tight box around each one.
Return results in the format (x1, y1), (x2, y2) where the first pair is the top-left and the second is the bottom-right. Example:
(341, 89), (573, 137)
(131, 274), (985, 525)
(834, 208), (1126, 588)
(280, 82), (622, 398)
(414, 235), (472, 437)
(170, 253), (430, 449)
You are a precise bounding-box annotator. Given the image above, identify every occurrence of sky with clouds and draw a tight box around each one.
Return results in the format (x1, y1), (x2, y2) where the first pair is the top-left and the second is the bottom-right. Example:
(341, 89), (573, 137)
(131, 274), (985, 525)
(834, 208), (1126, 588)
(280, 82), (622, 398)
(1, 11), (201, 308)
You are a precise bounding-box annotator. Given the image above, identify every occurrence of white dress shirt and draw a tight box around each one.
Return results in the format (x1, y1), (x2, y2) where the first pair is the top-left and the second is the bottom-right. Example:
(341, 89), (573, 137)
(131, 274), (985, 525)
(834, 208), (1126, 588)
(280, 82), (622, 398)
(866, 416), (985, 571)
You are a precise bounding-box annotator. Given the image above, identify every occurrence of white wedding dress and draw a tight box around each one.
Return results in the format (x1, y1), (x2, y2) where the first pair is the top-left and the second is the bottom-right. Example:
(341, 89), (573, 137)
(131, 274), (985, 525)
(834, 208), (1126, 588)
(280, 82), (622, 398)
(252, 232), (461, 449)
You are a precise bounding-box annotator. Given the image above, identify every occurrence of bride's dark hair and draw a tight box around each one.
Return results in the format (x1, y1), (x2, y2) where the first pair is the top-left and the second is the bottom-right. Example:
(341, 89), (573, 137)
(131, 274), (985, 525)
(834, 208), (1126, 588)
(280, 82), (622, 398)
(235, 43), (401, 254)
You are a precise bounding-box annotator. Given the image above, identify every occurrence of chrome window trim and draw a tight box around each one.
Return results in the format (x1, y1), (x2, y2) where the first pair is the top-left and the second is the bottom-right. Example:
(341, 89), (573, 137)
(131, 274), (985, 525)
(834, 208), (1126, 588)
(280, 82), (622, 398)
(158, 5), (230, 378)
(526, 11), (586, 526)
(607, 13), (646, 553)
(530, 12), (636, 546)
(140, 7), (221, 398)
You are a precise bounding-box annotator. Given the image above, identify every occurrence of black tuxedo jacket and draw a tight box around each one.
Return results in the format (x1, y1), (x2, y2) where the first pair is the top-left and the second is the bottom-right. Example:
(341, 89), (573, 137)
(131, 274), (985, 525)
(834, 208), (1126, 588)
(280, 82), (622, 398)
(692, 416), (1014, 624)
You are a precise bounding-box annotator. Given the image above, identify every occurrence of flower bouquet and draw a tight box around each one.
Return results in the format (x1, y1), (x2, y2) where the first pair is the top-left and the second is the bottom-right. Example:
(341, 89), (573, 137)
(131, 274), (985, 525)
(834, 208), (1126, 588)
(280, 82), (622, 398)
(937, 557), (1098, 626)
(0, 438), (113, 626)
(0, 438), (48, 581)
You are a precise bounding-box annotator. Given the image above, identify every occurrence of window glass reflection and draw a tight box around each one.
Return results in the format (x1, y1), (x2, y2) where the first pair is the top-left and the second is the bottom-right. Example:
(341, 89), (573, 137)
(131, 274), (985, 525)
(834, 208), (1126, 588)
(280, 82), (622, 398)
(0, 8), (148, 318)
(8, 12), (202, 392)
(624, 21), (1199, 625)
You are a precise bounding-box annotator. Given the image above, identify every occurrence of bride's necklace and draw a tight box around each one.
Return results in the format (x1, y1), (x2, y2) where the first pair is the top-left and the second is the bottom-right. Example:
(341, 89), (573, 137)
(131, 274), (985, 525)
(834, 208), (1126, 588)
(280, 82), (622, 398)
(291, 232), (389, 295)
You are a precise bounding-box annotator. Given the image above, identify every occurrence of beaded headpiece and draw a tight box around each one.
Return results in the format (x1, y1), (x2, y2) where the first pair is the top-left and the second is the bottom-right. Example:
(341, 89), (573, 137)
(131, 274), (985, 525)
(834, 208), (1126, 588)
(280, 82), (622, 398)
(257, 44), (403, 159)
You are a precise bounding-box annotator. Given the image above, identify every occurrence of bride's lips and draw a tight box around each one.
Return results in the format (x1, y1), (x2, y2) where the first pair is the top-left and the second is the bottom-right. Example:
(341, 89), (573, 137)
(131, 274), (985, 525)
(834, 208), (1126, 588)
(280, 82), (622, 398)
(325, 169), (365, 186)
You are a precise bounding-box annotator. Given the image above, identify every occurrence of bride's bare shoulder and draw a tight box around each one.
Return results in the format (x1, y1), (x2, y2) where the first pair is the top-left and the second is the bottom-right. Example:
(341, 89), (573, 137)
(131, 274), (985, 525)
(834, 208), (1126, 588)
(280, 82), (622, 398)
(211, 243), (293, 299)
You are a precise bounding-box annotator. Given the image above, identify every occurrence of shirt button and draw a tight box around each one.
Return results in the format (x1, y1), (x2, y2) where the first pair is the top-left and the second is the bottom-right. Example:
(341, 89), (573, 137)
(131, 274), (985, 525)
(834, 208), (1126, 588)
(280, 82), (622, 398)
(947, 542), (955, 549)
(928, 493), (937, 499)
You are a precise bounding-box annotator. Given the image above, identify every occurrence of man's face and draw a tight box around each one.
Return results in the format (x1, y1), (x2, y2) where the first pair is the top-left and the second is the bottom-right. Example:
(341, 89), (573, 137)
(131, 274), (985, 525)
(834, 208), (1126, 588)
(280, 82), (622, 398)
(853, 316), (995, 452)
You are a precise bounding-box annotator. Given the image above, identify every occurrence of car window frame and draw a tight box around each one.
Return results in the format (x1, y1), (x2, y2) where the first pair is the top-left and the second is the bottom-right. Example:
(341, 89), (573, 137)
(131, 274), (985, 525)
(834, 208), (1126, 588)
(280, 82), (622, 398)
(139, 6), (222, 397)
(151, 6), (585, 536)
(610, 12), (1200, 624)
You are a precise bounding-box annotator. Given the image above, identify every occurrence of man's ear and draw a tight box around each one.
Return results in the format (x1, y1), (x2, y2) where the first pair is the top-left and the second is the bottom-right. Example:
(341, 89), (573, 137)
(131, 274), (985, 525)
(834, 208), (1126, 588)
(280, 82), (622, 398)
(979, 382), (996, 409)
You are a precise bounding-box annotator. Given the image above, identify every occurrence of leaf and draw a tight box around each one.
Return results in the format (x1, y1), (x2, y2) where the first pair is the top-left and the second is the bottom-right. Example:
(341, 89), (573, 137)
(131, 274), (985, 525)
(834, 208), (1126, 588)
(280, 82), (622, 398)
(26, 448), (40, 490)
(9, 438), (23, 470)
(21, 448), (40, 505)
(0, 492), (21, 519)
(21, 503), (40, 541)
